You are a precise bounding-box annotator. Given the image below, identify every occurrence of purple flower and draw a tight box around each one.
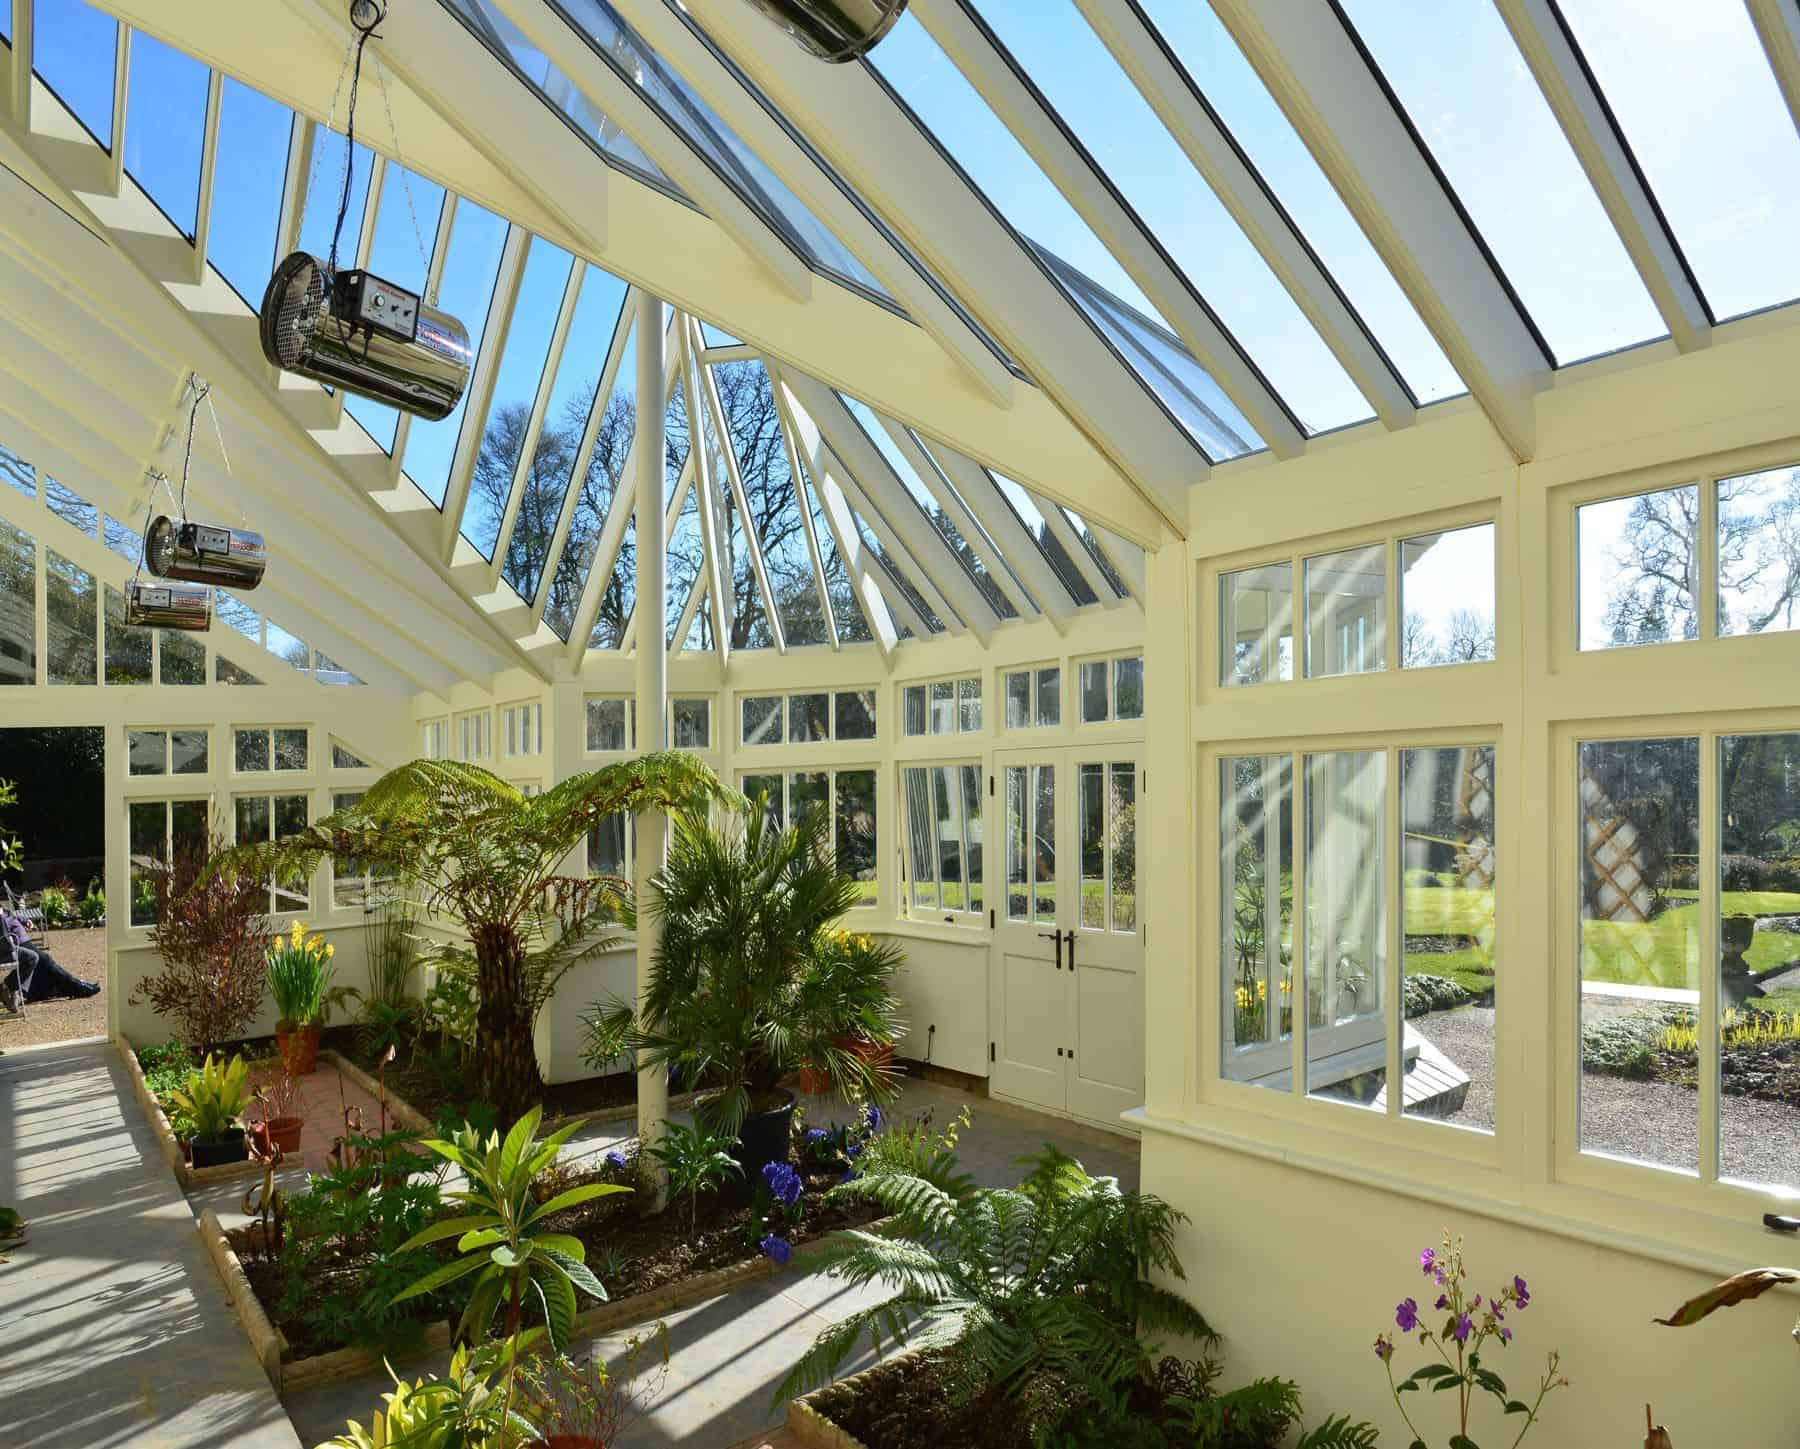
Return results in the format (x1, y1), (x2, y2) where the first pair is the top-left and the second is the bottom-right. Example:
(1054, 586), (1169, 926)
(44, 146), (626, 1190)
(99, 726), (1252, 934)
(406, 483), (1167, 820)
(759, 1234), (792, 1266)
(805, 1128), (829, 1145)
(865, 1105), (884, 1132)
(1454, 1314), (1473, 1343)
(1374, 1335), (1394, 1362)
(603, 1149), (628, 1171)
(1513, 1275), (1530, 1308)
(762, 1161), (803, 1208)
(1434, 1294), (1449, 1311)
(1471, 1295), (1482, 1310)
(1501, 1327), (1513, 1343)
(1419, 1248), (1437, 1276)
(840, 1166), (859, 1183)
(846, 1139), (863, 1159)
(1395, 1298), (1419, 1332)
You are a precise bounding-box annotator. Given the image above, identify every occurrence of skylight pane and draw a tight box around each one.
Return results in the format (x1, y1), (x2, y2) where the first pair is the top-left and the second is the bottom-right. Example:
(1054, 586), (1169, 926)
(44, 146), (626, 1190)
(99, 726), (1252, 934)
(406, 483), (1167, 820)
(665, 485), (704, 646)
(1340, 0), (1663, 365)
(590, 514), (633, 649)
(439, 0), (679, 194)
(911, 432), (1040, 614)
(401, 200), (507, 506)
(502, 265), (627, 605)
(44, 477), (95, 534)
(1058, 504), (1128, 600)
(552, 0), (891, 301)
(795, 452), (873, 644)
(123, 31), (208, 236)
(1555, 0), (1800, 323)
(297, 135), (373, 270)
(990, 470), (1095, 606)
(263, 619), (309, 672)
(208, 80), (290, 307)
(853, 504), (941, 634)
(868, 14), (1258, 459)
(971, 0), (1368, 433)
(346, 164), (447, 452)
(546, 322), (636, 640)
(461, 237), (576, 560)
(1134, 0), (1462, 405)
(34, 0), (116, 149)
(695, 378), (773, 650)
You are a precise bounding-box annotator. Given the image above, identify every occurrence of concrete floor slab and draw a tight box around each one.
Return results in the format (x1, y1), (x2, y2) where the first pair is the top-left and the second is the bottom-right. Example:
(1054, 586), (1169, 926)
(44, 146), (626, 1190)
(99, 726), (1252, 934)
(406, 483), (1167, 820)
(0, 1038), (300, 1449)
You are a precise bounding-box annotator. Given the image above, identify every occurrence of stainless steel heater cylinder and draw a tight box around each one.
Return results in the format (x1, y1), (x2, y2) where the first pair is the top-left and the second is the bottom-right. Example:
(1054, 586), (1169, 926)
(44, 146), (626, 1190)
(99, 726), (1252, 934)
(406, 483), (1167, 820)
(124, 580), (212, 631)
(146, 516), (267, 591)
(734, 0), (908, 62)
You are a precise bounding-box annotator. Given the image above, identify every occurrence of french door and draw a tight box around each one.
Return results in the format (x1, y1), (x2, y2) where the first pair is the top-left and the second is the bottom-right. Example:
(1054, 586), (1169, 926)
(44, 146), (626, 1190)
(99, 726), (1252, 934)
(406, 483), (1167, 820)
(990, 745), (1144, 1127)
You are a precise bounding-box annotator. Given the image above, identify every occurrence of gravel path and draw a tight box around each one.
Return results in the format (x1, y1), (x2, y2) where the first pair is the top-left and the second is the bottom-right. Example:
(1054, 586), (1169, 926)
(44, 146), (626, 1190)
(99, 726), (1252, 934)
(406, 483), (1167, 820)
(1411, 1005), (1495, 1131)
(0, 928), (106, 1047)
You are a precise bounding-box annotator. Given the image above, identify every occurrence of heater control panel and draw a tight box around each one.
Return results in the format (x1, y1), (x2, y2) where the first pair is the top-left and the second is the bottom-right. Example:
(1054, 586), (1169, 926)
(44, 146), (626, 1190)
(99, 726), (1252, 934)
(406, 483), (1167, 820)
(191, 524), (232, 556)
(337, 269), (420, 344)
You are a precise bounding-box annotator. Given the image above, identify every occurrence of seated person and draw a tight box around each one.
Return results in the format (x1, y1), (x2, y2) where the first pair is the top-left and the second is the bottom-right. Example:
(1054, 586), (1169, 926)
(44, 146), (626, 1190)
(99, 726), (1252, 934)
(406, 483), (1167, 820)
(2, 907), (98, 1001)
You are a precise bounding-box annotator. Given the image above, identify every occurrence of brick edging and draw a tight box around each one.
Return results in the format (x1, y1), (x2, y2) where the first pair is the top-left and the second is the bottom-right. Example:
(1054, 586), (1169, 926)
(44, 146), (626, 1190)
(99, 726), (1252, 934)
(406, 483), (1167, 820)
(319, 1049), (434, 1133)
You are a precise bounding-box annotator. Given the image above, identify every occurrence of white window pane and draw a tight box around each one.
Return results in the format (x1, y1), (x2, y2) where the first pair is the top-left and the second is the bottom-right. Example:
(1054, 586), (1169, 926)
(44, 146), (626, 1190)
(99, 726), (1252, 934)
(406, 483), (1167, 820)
(741, 694), (783, 746)
(1006, 765), (1029, 922)
(234, 728), (270, 773)
(274, 728), (308, 771)
(835, 690), (876, 741)
(672, 697), (710, 749)
(928, 680), (955, 735)
(790, 692), (829, 742)
(903, 684), (927, 737)
(1718, 467), (1800, 638)
(1032, 764), (1056, 926)
(171, 729), (208, 775)
(1401, 524), (1496, 667)
(957, 677), (982, 733)
(1305, 750), (1387, 1109)
(1304, 546), (1386, 678)
(586, 697), (629, 751)
(960, 763), (984, 915)
(1223, 755), (1293, 1088)
(1220, 563), (1293, 687)
(743, 773), (783, 832)
(1079, 661), (1108, 724)
(1034, 667), (1060, 728)
(903, 766), (936, 914)
(128, 730), (166, 776)
(835, 769), (878, 909)
(1110, 762), (1136, 934)
(1115, 656), (1143, 721)
(1079, 763), (1105, 929)
(587, 813), (629, 877)
(1004, 671), (1030, 729)
(1577, 486), (1699, 651)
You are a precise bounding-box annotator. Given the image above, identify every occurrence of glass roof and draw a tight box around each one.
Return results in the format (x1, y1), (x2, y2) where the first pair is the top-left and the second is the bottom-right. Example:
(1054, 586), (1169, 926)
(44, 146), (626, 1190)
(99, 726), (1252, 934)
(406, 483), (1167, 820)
(348, 165), (449, 453)
(125, 30), (209, 237)
(208, 80), (292, 307)
(1554, 0), (1800, 324)
(1340, 0), (1664, 365)
(34, 0), (115, 150)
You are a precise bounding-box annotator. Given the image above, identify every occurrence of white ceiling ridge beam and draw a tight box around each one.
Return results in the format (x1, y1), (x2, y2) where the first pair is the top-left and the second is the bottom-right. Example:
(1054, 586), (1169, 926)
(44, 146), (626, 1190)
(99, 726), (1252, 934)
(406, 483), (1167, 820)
(1071, 0), (1416, 429)
(529, 283), (637, 627)
(871, 409), (1033, 624)
(0, 397), (443, 694)
(1747, 0), (1800, 139)
(912, 0), (1307, 458)
(440, 221), (529, 561)
(687, 314), (785, 653)
(619, 448), (696, 657)
(773, 370), (991, 643)
(775, 385), (840, 651)
(773, 377), (898, 654)
(561, 306), (684, 664)
(485, 253), (586, 594)
(1208, 0), (1548, 462)
(482, 0), (809, 303)
(921, 438), (1075, 632)
(1495, 0), (1710, 352)
(601, 0), (1014, 409)
(679, 319), (733, 666)
(692, 3), (1196, 530)
(189, 68), (225, 288)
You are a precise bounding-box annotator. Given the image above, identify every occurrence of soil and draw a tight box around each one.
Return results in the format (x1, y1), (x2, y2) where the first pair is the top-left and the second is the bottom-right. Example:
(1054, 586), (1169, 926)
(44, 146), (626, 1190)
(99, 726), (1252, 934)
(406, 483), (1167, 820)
(809, 1353), (1032, 1449)
(0, 928), (106, 1047)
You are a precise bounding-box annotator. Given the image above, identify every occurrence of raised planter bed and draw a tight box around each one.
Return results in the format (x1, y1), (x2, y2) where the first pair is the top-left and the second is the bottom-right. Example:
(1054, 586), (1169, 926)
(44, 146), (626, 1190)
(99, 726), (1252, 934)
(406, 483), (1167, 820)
(116, 1033), (265, 1190)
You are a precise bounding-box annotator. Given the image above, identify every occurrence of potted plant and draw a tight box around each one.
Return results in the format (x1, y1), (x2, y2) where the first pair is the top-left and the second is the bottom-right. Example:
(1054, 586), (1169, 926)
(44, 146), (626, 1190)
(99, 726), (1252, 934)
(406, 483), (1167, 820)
(518, 1332), (670, 1449)
(169, 1053), (252, 1168)
(248, 1057), (304, 1158)
(795, 928), (905, 1096)
(267, 921), (348, 1074)
(590, 805), (904, 1179)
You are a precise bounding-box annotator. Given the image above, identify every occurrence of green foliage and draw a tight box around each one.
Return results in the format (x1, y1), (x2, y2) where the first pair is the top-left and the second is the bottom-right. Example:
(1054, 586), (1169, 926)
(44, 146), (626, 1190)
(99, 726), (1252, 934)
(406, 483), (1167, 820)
(644, 1122), (741, 1234)
(1403, 973), (1475, 1018)
(37, 882), (74, 927)
(316, 1342), (535, 1448)
(0, 776), (24, 875)
(138, 1040), (199, 1138)
(266, 920), (345, 1027)
(518, 1331), (671, 1445)
(776, 1146), (1215, 1443)
(77, 879), (105, 925)
(167, 1053), (249, 1141)
(589, 804), (903, 1137)
(361, 891), (420, 1010)
(1579, 1011), (1670, 1078)
(358, 998), (422, 1062)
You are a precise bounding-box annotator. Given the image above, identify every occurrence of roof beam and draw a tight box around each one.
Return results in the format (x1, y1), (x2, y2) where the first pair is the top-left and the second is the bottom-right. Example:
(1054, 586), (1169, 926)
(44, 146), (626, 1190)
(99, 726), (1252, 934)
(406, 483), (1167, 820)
(1748, 0), (1800, 138)
(779, 392), (839, 650)
(619, 449), (694, 657)
(1071, 0), (1416, 428)
(190, 68), (225, 284)
(602, 0), (1013, 409)
(680, 322), (732, 666)
(108, 26), (129, 195)
(922, 438), (1076, 630)
(912, 0), (1305, 457)
(7, 0), (30, 131)
(483, 0), (810, 302)
(1494, 0), (1710, 351)
(1208, 0), (1549, 461)
(1035, 495), (1116, 608)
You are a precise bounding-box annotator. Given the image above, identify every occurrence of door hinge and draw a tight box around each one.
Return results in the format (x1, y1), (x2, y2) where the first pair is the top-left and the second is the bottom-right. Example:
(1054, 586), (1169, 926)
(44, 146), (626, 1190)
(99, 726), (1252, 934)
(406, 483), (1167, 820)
(989, 1040), (996, 1063)
(988, 773), (995, 797)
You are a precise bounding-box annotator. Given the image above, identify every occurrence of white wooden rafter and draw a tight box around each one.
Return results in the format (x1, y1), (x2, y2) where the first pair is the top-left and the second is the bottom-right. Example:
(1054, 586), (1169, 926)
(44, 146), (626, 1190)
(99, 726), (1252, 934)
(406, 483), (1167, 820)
(618, 449), (695, 656)
(1747, 0), (1800, 139)
(108, 24), (130, 196)
(6, 0), (30, 131)
(189, 67), (225, 284)
(678, 317), (733, 666)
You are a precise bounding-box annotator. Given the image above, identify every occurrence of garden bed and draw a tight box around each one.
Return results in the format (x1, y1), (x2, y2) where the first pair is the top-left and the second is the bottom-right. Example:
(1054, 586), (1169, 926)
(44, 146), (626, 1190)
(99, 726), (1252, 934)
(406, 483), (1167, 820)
(117, 1033), (266, 1189)
(1582, 1002), (1800, 1099)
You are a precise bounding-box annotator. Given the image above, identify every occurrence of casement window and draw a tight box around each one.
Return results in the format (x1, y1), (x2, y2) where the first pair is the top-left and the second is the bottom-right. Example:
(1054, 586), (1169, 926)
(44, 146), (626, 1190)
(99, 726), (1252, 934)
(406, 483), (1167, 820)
(902, 675), (982, 736)
(740, 691), (877, 745)
(501, 702), (543, 758)
(1220, 743), (1497, 1134)
(585, 695), (713, 752)
(234, 791), (310, 913)
(1003, 665), (1060, 729)
(128, 728), (208, 776)
(232, 726), (307, 773)
(588, 812), (632, 878)
(1077, 654), (1144, 724)
(901, 763), (983, 924)
(419, 718), (449, 760)
(739, 768), (879, 908)
(330, 790), (394, 907)
(456, 711), (491, 762)
(126, 797), (208, 926)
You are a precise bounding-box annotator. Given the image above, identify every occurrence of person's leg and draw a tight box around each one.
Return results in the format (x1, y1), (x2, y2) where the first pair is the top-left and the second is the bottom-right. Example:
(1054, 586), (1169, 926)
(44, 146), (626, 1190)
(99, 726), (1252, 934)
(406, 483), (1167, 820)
(18, 943), (98, 1001)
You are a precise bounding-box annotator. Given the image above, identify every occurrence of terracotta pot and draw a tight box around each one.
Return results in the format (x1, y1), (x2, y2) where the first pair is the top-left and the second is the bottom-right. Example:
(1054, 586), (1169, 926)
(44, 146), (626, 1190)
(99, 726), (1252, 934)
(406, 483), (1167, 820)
(794, 1063), (832, 1096)
(276, 1022), (321, 1075)
(840, 1033), (895, 1073)
(252, 1116), (304, 1158)
(529, 1438), (604, 1449)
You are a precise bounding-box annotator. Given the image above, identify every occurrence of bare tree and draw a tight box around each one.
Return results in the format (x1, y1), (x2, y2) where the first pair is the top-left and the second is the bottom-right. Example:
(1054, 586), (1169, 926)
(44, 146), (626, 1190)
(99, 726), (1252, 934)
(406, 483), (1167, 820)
(1401, 610), (1439, 668)
(1443, 608), (1495, 663)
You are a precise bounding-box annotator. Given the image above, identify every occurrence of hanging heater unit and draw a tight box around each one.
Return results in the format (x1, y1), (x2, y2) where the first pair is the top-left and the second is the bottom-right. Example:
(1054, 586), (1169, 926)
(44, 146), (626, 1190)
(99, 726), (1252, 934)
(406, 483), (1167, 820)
(124, 580), (212, 631)
(146, 516), (267, 591)
(728, 0), (907, 61)
(258, 252), (473, 422)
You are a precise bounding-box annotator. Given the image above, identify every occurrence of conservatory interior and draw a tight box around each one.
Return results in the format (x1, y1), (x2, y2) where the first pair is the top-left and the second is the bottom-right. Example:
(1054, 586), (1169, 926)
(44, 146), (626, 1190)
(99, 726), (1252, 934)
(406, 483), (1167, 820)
(1, 0), (1798, 1446)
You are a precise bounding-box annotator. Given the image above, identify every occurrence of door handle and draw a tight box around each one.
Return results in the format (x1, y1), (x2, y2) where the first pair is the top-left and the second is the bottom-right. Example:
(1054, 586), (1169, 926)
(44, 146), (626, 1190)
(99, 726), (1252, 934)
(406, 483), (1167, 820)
(1063, 929), (1076, 972)
(1038, 930), (1062, 970)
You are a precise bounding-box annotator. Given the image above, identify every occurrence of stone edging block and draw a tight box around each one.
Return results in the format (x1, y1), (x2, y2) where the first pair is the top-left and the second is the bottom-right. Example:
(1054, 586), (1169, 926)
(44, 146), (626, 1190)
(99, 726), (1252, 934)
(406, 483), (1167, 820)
(115, 1032), (265, 1189)
(785, 1347), (925, 1449)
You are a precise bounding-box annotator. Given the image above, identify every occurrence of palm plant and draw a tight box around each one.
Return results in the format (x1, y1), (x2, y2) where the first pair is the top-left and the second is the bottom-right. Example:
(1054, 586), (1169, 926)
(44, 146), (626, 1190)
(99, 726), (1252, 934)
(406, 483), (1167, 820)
(775, 1147), (1215, 1440)
(589, 803), (904, 1139)
(206, 753), (729, 1118)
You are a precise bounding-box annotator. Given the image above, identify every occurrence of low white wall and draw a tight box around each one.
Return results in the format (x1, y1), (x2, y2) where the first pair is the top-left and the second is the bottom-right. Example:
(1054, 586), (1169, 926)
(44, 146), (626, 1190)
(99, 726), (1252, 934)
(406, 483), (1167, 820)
(538, 942), (634, 1086)
(1140, 1127), (1800, 1445)
(879, 929), (989, 1080)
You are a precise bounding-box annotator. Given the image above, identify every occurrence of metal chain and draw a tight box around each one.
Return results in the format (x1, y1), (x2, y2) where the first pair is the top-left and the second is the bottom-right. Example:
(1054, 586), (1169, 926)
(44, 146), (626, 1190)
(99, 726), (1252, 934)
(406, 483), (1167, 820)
(370, 49), (434, 301)
(304, 39), (357, 267)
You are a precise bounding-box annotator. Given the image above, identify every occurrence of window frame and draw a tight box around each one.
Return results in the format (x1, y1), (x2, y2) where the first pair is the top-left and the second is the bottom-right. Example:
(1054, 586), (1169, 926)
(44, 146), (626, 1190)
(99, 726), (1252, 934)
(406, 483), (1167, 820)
(898, 758), (986, 928)
(736, 764), (881, 910)
(900, 673), (983, 739)
(1075, 652), (1145, 726)
(232, 788), (312, 916)
(232, 724), (309, 774)
(1001, 663), (1062, 731)
(500, 700), (544, 759)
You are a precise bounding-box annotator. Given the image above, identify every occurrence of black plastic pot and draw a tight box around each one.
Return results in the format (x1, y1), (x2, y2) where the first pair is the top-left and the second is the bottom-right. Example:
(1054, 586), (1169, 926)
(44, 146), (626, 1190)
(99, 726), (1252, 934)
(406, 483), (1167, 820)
(190, 1126), (248, 1169)
(731, 1091), (796, 1183)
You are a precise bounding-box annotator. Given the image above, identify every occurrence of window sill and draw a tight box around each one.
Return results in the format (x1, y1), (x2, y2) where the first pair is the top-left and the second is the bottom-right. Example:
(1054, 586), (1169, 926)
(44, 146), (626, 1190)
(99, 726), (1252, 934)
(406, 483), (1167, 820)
(878, 920), (988, 949)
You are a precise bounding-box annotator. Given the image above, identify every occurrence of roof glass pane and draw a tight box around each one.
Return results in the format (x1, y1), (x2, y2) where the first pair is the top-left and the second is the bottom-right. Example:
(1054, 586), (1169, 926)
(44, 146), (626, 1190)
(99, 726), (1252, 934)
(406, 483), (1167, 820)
(794, 451), (873, 645)
(263, 619), (309, 672)
(990, 470), (1097, 606)
(851, 500), (939, 634)
(462, 236), (576, 560)
(346, 164), (448, 452)
(502, 264), (628, 605)
(909, 431), (1041, 613)
(838, 394), (1012, 620)
(546, 321), (636, 640)
(970, 0), (1368, 434)
(44, 477), (94, 534)
(591, 513), (633, 649)
(1057, 504), (1127, 599)
(1555, 0), (1800, 323)
(1134, 0), (1462, 405)
(665, 482), (704, 646)
(0, 446), (30, 498)
(693, 374), (773, 649)
(298, 133), (373, 270)
(34, 0), (116, 149)
(867, 14), (1259, 459)
(438, 0), (680, 194)
(714, 362), (829, 647)
(400, 199), (508, 506)
(123, 30), (208, 236)
(208, 80), (290, 307)
(551, 0), (891, 301)
(1339, 0), (1663, 365)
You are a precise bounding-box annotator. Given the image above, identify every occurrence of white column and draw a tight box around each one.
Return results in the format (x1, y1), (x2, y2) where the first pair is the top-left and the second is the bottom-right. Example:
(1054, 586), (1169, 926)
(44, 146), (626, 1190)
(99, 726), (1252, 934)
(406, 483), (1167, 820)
(633, 291), (670, 1201)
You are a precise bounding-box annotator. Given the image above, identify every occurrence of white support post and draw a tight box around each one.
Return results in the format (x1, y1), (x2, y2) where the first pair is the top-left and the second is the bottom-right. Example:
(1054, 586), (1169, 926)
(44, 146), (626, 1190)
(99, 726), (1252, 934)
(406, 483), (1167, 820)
(633, 289), (669, 1204)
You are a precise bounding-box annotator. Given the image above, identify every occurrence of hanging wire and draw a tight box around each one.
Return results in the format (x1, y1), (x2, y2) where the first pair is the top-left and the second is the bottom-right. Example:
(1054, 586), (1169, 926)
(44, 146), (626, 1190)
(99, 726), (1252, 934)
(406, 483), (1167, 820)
(369, 48), (435, 301)
(327, 3), (387, 277)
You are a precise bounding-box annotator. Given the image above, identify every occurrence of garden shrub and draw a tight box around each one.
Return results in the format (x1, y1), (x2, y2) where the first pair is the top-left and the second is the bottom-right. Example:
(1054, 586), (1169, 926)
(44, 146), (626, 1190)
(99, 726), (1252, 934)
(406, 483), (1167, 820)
(1580, 1014), (1662, 1078)
(1401, 973), (1474, 1018)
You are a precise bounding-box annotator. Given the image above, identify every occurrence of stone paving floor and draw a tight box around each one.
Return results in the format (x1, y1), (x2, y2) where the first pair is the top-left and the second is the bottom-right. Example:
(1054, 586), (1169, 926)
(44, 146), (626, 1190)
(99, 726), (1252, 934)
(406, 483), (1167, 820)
(0, 1037), (300, 1448)
(282, 1076), (1139, 1448)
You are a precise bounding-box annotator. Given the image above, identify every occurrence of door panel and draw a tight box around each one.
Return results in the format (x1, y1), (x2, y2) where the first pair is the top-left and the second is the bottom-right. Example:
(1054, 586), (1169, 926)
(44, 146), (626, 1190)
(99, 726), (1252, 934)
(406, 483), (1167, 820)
(995, 949), (1064, 1102)
(1067, 755), (1144, 1125)
(991, 756), (1066, 1111)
